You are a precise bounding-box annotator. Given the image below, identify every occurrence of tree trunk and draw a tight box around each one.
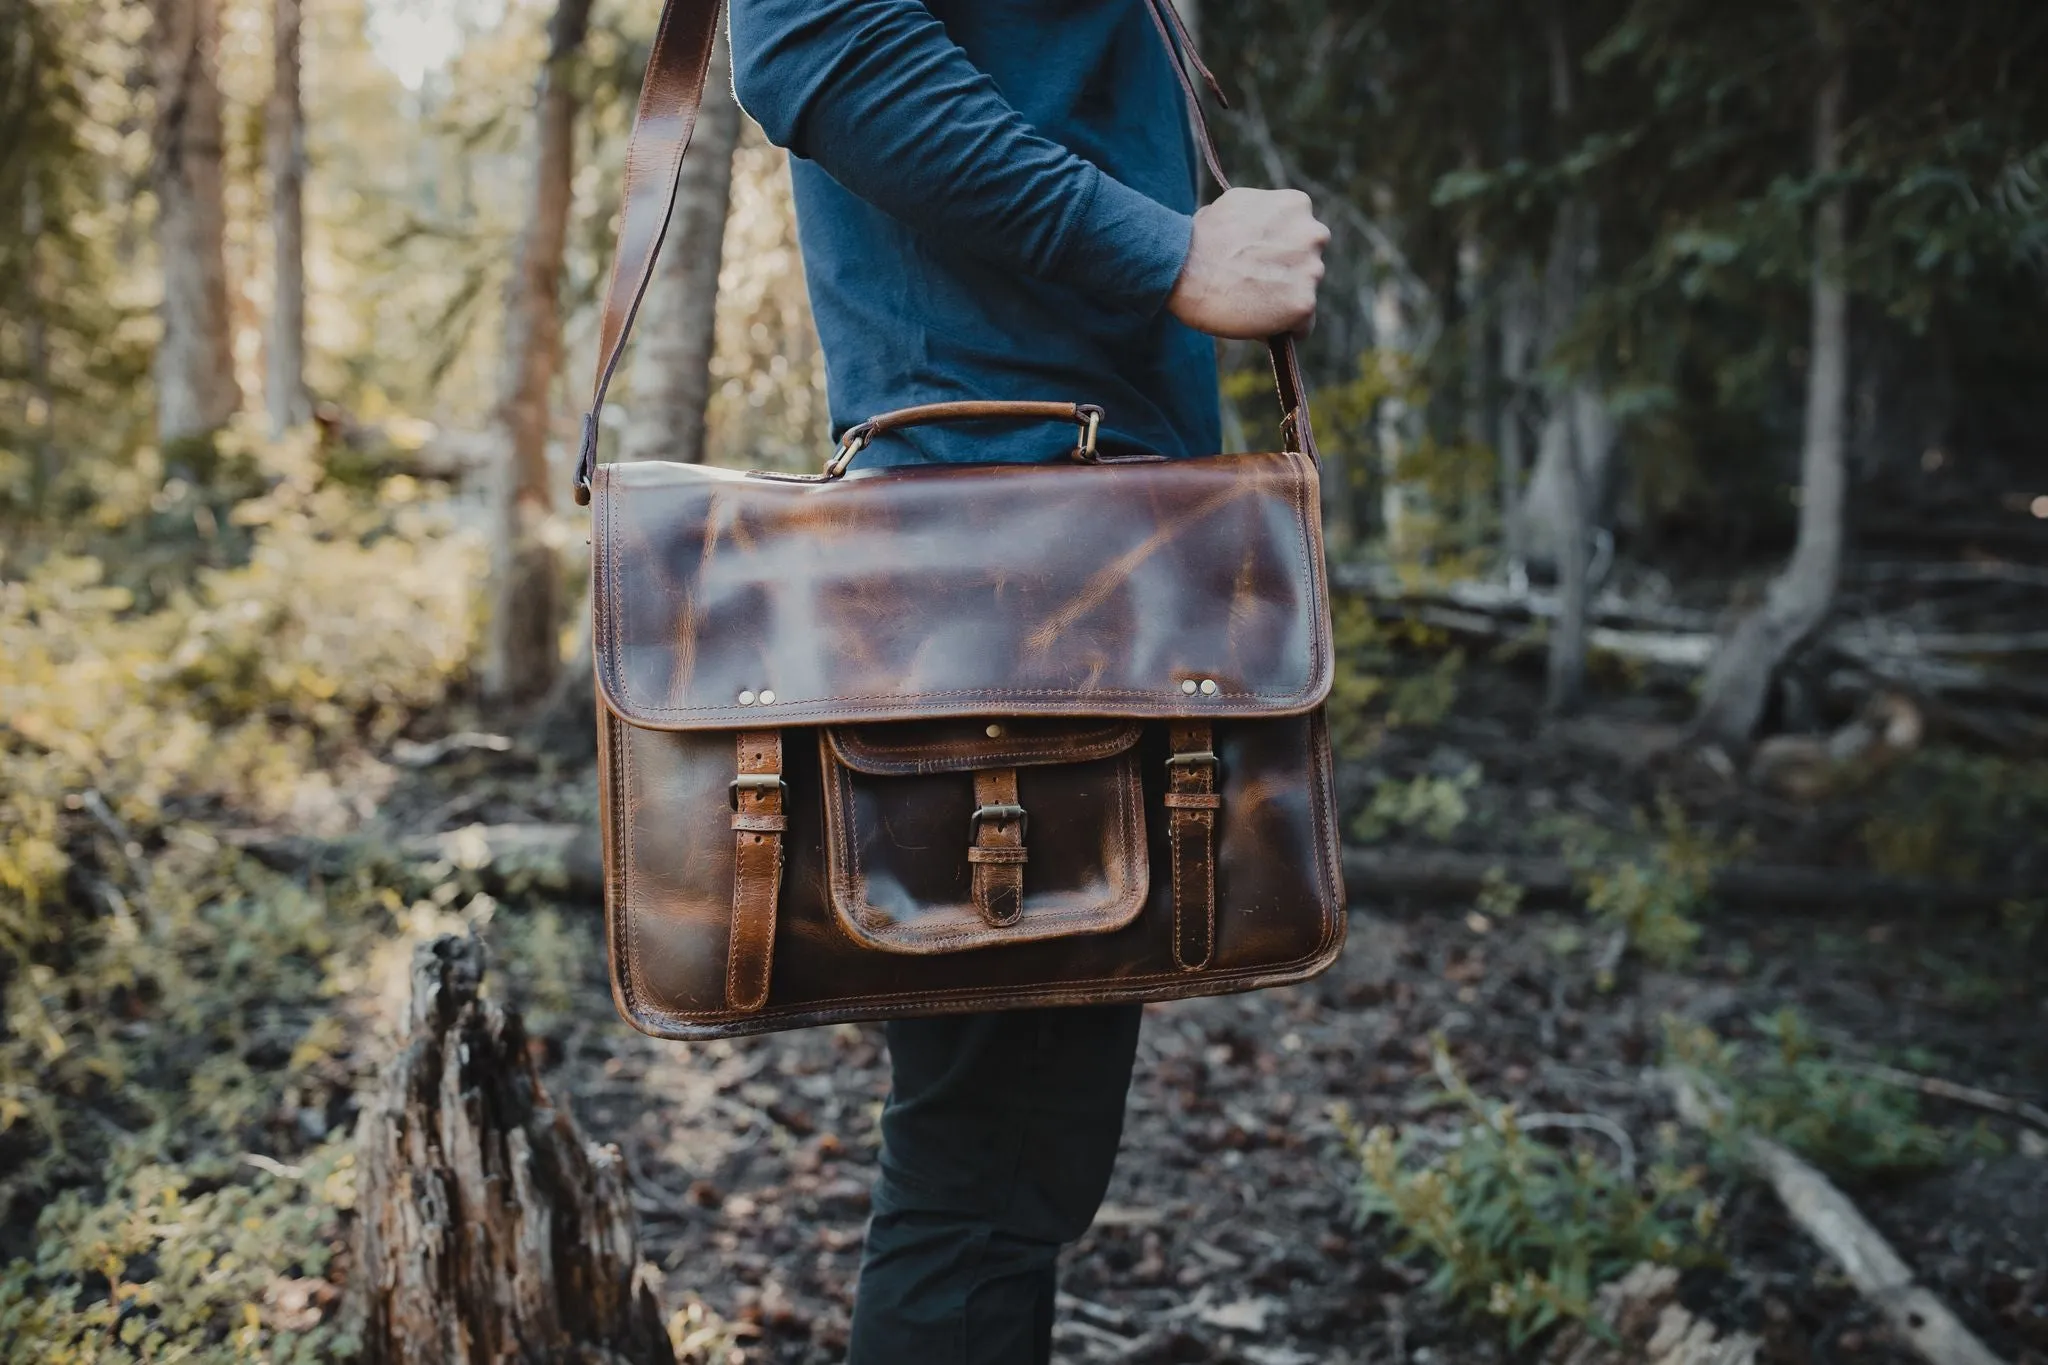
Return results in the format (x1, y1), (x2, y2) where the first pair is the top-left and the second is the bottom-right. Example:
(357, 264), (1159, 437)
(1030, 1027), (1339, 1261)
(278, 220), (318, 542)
(1496, 258), (1537, 576)
(1694, 26), (1850, 748)
(1529, 10), (1611, 715)
(350, 935), (674, 1365)
(1373, 279), (1413, 555)
(620, 22), (739, 466)
(151, 0), (241, 446)
(265, 0), (309, 438)
(480, 0), (596, 704)
(22, 179), (56, 509)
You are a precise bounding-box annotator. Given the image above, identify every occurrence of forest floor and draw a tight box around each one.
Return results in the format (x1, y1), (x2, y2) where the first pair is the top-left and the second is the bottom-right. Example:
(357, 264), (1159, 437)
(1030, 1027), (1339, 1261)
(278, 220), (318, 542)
(389, 636), (2048, 1365)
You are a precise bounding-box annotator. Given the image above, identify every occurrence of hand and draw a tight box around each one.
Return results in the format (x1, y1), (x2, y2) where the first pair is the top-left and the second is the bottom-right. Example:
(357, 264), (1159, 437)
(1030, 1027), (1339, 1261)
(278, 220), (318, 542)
(1166, 188), (1329, 339)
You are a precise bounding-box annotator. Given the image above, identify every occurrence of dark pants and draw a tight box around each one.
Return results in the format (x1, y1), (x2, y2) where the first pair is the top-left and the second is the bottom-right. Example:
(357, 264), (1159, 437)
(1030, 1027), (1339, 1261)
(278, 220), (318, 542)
(847, 1003), (1144, 1364)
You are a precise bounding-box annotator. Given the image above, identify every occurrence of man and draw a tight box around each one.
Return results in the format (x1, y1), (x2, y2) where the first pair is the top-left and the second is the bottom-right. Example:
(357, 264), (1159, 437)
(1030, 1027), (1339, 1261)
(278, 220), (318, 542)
(726, 2), (1328, 1358)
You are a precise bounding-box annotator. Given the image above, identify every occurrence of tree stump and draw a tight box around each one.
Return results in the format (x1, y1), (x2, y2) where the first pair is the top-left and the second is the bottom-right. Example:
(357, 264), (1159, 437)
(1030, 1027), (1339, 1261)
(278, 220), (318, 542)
(351, 934), (673, 1365)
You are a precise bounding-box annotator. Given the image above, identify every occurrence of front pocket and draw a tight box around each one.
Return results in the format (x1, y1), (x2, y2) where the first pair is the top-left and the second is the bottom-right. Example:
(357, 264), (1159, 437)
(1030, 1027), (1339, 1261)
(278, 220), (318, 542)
(820, 720), (1148, 954)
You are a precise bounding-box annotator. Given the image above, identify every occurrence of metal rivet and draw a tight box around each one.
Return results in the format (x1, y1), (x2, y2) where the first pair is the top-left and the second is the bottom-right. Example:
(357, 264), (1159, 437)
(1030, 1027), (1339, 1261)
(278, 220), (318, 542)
(737, 690), (756, 706)
(985, 724), (1004, 738)
(758, 689), (776, 705)
(1180, 679), (1199, 695)
(1200, 678), (1218, 695)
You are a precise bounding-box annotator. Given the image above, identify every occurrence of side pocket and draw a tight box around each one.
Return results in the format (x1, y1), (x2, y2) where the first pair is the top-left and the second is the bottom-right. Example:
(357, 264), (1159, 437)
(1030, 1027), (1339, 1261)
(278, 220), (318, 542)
(820, 720), (1150, 954)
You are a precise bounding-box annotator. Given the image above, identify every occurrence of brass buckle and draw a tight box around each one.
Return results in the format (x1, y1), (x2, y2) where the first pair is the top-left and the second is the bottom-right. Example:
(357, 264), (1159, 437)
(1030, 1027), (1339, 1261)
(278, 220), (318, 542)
(1166, 750), (1219, 772)
(969, 803), (1029, 840)
(729, 775), (788, 810)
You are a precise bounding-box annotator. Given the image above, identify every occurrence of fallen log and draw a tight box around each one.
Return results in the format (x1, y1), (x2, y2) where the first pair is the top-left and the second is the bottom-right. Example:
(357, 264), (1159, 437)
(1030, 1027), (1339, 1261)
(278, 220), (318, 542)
(1666, 1073), (2008, 1365)
(350, 933), (673, 1365)
(1341, 846), (2028, 915)
(232, 823), (2027, 918)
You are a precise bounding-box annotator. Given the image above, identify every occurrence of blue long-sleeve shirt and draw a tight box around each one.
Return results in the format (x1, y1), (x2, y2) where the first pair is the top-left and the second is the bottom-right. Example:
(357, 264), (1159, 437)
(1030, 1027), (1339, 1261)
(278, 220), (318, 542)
(728, 0), (1219, 467)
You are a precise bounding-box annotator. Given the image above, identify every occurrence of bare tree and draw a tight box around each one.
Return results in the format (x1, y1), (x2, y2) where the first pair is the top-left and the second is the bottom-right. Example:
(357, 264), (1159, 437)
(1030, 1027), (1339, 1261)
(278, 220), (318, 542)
(1528, 9), (1612, 715)
(1694, 10), (1850, 747)
(150, 0), (241, 445)
(620, 22), (739, 466)
(265, 0), (309, 437)
(480, 0), (596, 704)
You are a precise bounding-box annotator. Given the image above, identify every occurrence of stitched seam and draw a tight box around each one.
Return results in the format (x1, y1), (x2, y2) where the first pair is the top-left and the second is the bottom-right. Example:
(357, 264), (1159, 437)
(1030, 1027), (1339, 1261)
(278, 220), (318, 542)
(616, 684), (1314, 717)
(826, 723), (1140, 773)
(621, 944), (1342, 1027)
(620, 711), (644, 1015)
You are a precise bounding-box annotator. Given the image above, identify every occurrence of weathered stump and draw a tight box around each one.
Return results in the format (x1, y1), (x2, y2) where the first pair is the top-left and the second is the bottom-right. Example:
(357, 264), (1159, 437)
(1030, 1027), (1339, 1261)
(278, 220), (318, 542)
(351, 934), (673, 1365)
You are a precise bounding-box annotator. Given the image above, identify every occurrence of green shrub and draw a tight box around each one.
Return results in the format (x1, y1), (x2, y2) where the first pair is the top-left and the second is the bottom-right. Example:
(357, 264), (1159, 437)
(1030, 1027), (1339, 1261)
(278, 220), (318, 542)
(0, 1139), (358, 1364)
(1550, 795), (1737, 974)
(1353, 766), (1480, 843)
(1664, 1011), (1966, 1176)
(1337, 1045), (1717, 1348)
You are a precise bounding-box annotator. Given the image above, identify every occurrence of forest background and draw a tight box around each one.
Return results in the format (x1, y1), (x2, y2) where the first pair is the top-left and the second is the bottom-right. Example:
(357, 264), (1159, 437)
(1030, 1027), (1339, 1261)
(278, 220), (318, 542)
(1, 0), (2045, 1361)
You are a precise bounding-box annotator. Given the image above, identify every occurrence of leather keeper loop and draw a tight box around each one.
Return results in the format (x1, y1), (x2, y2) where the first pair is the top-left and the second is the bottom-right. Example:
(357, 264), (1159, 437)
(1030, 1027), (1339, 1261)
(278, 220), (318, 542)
(730, 811), (788, 833)
(1162, 791), (1222, 810)
(966, 845), (1029, 865)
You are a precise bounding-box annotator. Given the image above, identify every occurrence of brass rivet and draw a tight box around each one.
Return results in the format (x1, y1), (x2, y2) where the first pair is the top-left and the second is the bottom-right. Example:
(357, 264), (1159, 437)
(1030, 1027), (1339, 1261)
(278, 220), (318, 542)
(1200, 678), (1218, 695)
(758, 689), (776, 705)
(985, 724), (1004, 738)
(1180, 679), (1199, 695)
(737, 690), (756, 706)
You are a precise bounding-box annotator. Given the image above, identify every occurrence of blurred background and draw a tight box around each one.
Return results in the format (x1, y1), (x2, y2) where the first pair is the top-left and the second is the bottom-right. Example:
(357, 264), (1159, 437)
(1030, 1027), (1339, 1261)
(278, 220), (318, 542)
(1, 0), (2044, 1361)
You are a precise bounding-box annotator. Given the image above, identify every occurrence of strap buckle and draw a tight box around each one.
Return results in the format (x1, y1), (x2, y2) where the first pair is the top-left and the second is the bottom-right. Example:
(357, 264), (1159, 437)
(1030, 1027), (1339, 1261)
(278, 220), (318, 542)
(969, 803), (1029, 840)
(729, 774), (788, 810)
(1166, 750), (1219, 772)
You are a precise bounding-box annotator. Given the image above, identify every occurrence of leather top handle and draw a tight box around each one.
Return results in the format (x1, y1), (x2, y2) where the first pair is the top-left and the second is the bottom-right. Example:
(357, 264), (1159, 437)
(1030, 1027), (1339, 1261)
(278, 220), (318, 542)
(827, 401), (1106, 477)
(574, 0), (1319, 505)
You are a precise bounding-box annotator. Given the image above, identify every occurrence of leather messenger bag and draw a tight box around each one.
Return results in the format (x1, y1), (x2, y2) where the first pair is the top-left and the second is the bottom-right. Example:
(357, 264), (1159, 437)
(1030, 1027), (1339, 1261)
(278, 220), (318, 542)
(575, 0), (1346, 1040)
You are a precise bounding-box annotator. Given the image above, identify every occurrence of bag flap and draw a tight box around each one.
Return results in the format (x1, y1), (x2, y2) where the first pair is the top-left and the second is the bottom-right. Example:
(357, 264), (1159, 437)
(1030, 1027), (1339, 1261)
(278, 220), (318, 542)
(592, 450), (1331, 731)
(826, 718), (1142, 776)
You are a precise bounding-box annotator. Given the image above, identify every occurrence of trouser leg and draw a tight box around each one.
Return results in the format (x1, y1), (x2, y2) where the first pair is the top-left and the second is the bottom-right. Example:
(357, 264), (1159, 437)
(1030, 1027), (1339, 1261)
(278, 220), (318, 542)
(847, 1002), (1143, 1365)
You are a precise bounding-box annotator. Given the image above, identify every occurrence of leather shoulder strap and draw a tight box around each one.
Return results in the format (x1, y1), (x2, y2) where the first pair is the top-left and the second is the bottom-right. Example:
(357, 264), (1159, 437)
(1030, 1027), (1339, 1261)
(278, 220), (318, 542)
(575, 0), (1317, 504)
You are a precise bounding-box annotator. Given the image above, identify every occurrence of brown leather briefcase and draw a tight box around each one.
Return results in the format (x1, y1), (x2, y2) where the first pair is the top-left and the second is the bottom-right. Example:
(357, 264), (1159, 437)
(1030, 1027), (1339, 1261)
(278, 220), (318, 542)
(574, 0), (1346, 1040)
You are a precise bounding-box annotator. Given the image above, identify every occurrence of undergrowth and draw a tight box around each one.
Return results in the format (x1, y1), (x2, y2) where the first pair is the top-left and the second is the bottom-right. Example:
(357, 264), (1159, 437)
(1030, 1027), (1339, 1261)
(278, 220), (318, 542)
(1549, 795), (1739, 976)
(0, 425), (487, 1358)
(1665, 1011), (1980, 1177)
(1337, 1043), (1717, 1348)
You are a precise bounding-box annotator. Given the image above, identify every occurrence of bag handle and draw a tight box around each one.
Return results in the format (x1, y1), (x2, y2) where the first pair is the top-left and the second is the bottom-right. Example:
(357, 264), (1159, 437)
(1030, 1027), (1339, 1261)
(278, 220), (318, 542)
(573, 0), (1319, 505)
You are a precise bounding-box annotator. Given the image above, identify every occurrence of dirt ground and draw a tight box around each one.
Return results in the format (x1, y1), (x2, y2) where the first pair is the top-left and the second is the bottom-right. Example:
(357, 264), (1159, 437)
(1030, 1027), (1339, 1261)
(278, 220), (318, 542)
(534, 891), (2046, 1365)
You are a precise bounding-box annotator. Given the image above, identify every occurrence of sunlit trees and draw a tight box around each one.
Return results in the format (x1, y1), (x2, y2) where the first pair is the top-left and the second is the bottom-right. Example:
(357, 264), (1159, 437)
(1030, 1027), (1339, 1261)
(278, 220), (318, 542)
(150, 0), (241, 446)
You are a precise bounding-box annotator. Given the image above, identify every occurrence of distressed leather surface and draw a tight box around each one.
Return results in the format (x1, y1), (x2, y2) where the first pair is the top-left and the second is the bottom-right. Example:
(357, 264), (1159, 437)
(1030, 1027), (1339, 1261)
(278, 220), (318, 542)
(591, 450), (1332, 731)
(600, 707), (1345, 1039)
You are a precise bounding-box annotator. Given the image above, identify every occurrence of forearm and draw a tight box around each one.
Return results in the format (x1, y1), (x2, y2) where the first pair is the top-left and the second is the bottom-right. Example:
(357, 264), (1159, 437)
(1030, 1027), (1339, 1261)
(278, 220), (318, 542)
(728, 0), (1190, 311)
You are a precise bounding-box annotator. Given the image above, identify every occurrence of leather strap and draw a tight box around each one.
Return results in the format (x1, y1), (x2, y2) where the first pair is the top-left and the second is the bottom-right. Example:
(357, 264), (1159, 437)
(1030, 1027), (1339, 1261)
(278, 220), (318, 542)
(968, 768), (1027, 927)
(1165, 720), (1219, 970)
(575, 0), (1320, 503)
(727, 730), (784, 1010)
(1140, 0), (1320, 466)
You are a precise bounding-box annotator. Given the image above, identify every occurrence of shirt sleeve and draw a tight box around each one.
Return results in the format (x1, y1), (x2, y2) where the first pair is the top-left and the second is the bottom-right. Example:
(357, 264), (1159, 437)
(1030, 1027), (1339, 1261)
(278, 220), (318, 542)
(727, 0), (1192, 314)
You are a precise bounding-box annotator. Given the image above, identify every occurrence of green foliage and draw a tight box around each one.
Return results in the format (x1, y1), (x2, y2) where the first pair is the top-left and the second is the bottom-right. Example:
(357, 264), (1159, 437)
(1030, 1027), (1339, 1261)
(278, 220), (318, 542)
(1665, 1012), (1965, 1177)
(1326, 600), (1466, 761)
(0, 432), (487, 1356)
(1551, 795), (1735, 973)
(1859, 749), (2048, 883)
(1338, 1045), (1717, 1348)
(0, 1141), (359, 1364)
(1354, 766), (1480, 844)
